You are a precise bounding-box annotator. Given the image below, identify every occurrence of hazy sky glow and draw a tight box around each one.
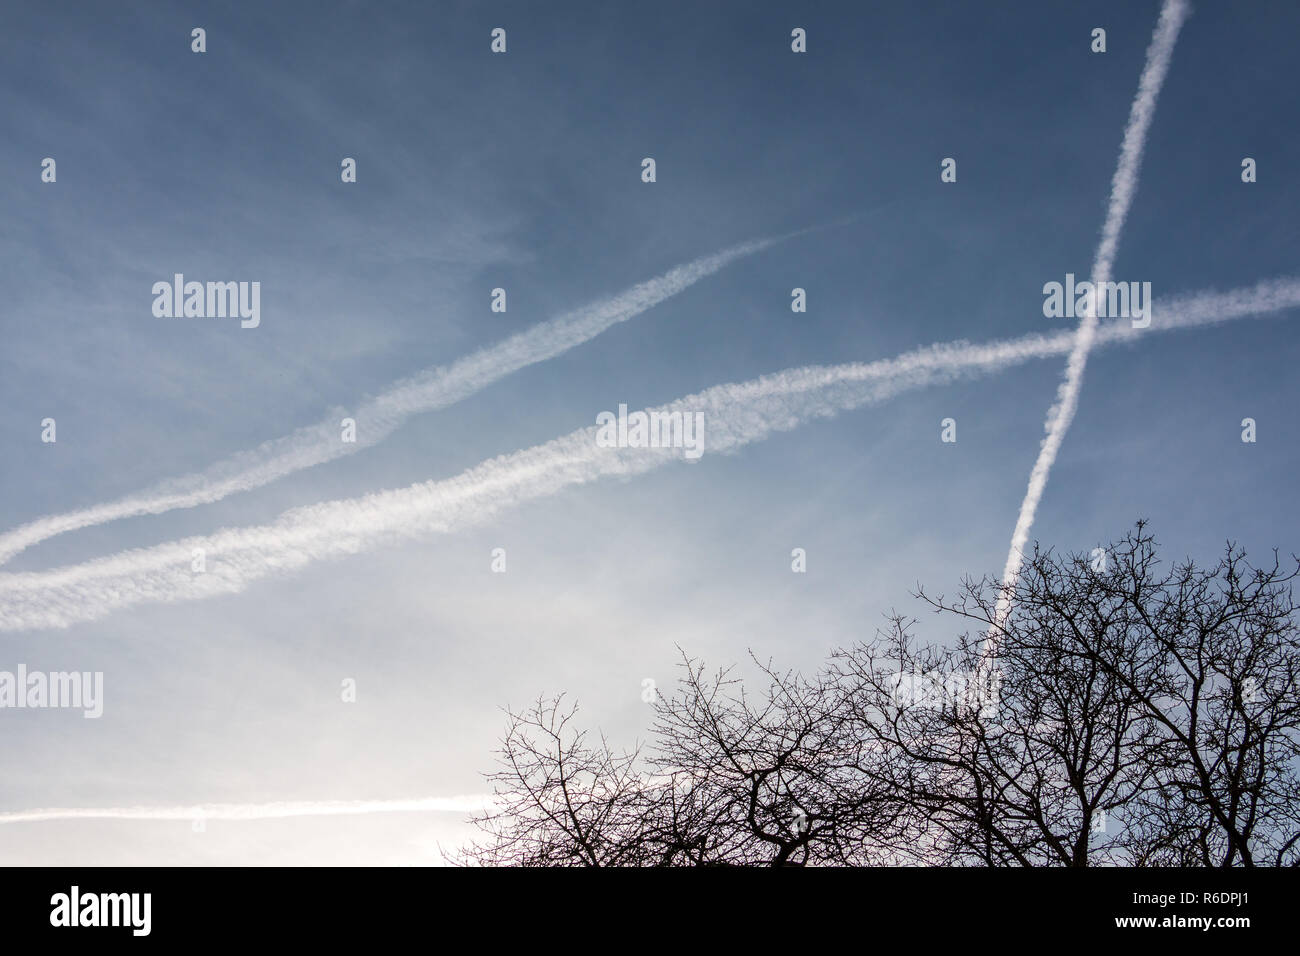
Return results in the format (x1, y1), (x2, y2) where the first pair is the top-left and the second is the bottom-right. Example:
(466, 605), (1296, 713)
(2, 0), (1298, 865)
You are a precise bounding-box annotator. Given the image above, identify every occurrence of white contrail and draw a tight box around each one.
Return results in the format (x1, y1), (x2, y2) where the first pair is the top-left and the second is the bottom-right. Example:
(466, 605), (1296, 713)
(992, 0), (1190, 635)
(0, 234), (789, 567)
(0, 795), (497, 825)
(2, 277), (1295, 633)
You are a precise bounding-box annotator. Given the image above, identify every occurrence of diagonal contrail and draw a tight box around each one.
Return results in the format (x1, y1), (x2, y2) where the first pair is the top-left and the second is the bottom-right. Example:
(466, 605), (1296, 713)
(0, 233), (794, 567)
(0, 795), (497, 825)
(2, 276), (1295, 633)
(991, 0), (1190, 637)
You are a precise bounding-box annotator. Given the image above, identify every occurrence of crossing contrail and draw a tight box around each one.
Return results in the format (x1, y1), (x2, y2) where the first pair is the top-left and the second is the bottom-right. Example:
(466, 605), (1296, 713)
(2, 276), (1295, 633)
(0, 233), (792, 567)
(992, 0), (1190, 636)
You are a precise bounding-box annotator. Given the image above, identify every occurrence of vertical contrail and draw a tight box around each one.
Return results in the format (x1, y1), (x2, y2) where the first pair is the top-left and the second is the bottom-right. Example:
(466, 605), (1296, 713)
(990, 0), (1190, 638)
(4, 276), (1296, 632)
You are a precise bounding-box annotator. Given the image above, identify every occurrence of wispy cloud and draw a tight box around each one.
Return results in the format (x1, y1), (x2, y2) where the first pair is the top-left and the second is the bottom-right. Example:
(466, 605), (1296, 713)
(3, 276), (1294, 632)
(993, 0), (1190, 633)
(0, 233), (789, 566)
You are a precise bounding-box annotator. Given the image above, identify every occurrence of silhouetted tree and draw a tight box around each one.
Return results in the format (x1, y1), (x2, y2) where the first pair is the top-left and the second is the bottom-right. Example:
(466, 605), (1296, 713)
(463, 523), (1300, 867)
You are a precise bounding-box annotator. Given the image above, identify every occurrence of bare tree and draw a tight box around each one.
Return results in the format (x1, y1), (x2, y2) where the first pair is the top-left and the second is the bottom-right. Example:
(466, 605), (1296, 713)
(1001, 524), (1300, 866)
(463, 524), (1300, 867)
(457, 696), (656, 866)
(644, 654), (921, 865)
(884, 522), (1300, 866)
(461, 656), (921, 866)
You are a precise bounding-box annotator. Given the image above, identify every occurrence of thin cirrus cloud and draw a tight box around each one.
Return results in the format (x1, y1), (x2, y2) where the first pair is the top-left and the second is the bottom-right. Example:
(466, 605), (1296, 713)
(2, 275), (1296, 633)
(0, 231), (795, 567)
(993, 0), (1190, 634)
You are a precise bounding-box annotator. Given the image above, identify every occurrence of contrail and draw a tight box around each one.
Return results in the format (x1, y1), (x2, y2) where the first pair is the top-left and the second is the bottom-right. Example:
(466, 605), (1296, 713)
(0, 233), (791, 567)
(2, 276), (1295, 633)
(992, 0), (1190, 636)
(0, 795), (497, 825)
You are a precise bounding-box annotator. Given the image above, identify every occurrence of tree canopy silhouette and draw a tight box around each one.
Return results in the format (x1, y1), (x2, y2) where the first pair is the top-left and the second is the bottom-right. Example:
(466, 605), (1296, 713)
(461, 523), (1300, 866)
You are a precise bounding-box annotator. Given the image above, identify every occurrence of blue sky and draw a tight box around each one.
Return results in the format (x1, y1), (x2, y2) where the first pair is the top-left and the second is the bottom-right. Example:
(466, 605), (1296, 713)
(1, 0), (1298, 863)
